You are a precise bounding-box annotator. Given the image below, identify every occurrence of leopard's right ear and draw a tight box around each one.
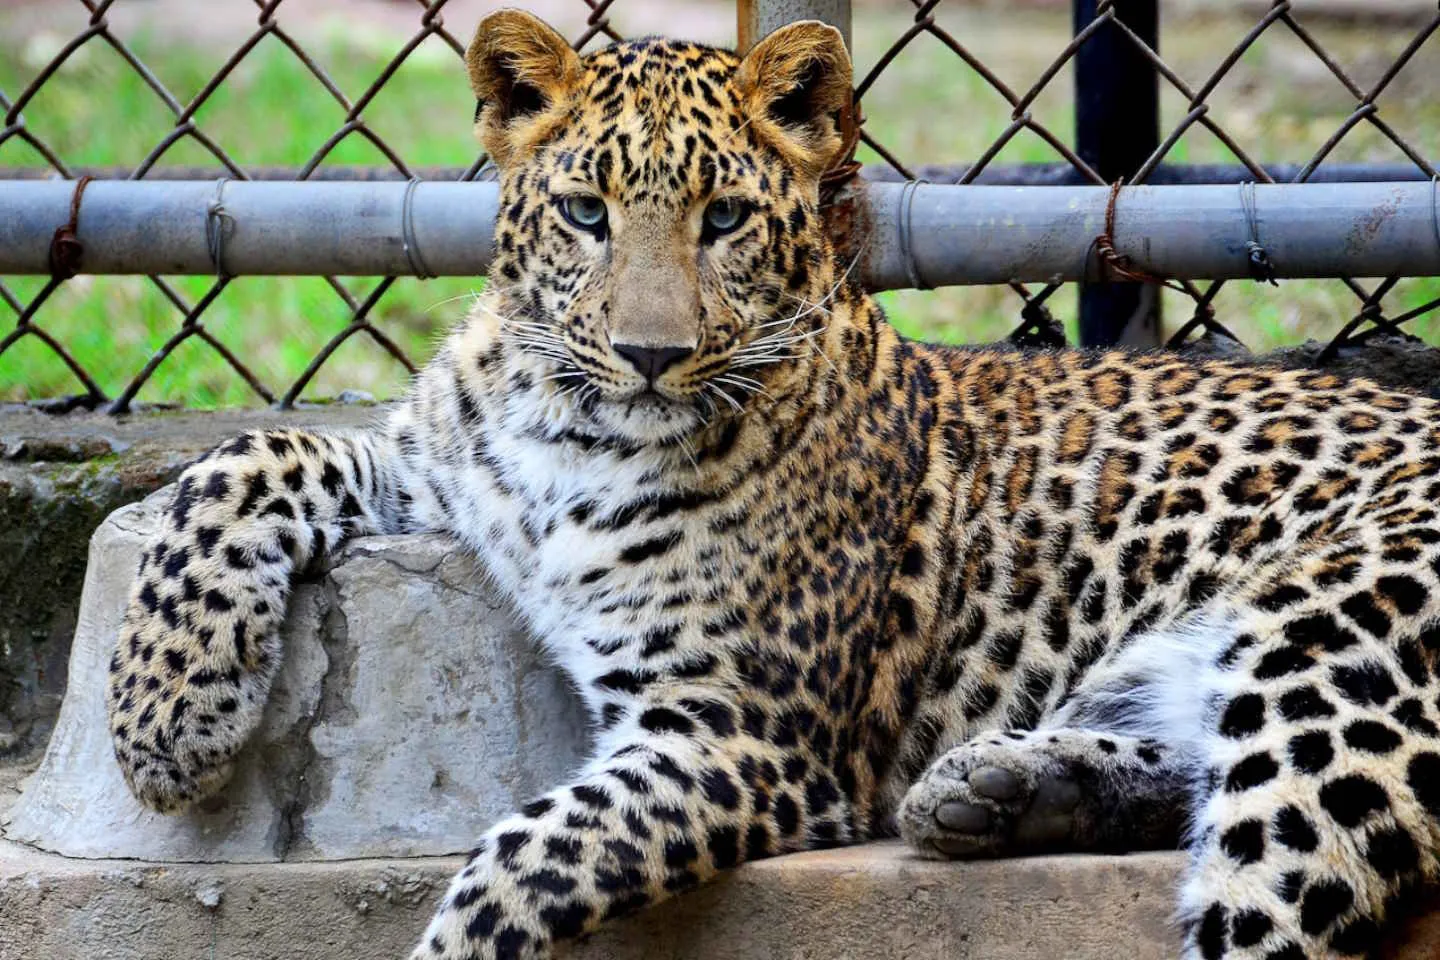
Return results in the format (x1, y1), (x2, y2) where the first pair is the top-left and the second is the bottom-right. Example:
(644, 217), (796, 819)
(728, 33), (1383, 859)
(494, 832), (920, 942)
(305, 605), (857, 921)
(736, 20), (852, 181)
(466, 9), (582, 167)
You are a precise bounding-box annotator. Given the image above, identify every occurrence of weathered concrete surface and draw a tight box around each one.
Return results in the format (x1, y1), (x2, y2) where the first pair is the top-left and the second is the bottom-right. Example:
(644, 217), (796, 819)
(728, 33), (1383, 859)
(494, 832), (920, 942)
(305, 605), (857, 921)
(2, 841), (1437, 960)
(1176, 332), (1440, 399)
(0, 404), (385, 760)
(0, 842), (1177, 960)
(3, 488), (590, 862)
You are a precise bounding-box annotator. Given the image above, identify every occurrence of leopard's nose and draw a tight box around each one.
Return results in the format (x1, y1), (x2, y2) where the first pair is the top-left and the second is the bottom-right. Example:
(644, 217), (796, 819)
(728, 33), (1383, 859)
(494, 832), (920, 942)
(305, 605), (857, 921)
(612, 343), (694, 382)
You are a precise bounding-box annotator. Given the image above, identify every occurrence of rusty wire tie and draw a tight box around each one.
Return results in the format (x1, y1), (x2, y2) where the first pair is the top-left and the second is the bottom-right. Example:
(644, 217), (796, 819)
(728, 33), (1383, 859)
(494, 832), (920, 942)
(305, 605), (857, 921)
(402, 177), (436, 279)
(897, 178), (932, 291)
(1091, 180), (1187, 293)
(48, 175), (92, 280)
(1240, 180), (1278, 286)
(205, 177), (235, 279)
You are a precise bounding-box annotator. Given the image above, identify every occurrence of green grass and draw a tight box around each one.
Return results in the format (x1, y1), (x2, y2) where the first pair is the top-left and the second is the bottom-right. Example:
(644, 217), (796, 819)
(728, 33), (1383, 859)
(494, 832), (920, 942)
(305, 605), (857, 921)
(0, 29), (488, 406)
(4, 7), (1440, 406)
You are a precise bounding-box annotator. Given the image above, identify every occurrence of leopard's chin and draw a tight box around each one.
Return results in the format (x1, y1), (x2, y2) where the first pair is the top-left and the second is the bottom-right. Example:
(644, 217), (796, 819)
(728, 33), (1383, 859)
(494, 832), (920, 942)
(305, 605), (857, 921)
(587, 392), (706, 445)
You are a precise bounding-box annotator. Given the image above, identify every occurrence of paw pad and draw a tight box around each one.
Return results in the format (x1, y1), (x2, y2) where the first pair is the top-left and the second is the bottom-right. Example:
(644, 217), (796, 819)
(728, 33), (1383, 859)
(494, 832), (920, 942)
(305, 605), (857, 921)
(1011, 777), (1081, 847)
(900, 742), (1090, 859)
(969, 765), (1021, 800)
(936, 802), (990, 833)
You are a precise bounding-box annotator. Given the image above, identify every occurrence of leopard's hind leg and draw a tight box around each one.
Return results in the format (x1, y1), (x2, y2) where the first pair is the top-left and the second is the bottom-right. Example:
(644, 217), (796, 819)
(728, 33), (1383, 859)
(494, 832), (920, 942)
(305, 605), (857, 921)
(1043, 575), (1440, 959)
(1174, 565), (1440, 959)
(899, 609), (1228, 860)
(904, 550), (1440, 959)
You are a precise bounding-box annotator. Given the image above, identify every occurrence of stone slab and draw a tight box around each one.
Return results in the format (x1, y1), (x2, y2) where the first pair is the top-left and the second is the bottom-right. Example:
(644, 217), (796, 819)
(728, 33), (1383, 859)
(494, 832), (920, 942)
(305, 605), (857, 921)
(3, 841), (1438, 960)
(3, 488), (590, 862)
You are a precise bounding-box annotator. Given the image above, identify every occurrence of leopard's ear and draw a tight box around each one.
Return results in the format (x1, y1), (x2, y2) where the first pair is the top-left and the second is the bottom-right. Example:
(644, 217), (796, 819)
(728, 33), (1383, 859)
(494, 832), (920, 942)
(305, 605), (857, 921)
(735, 20), (853, 180)
(466, 9), (582, 167)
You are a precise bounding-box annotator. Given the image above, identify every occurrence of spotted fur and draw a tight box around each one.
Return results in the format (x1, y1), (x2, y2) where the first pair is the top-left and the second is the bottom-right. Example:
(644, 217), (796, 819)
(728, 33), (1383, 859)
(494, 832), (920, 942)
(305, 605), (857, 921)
(106, 13), (1440, 959)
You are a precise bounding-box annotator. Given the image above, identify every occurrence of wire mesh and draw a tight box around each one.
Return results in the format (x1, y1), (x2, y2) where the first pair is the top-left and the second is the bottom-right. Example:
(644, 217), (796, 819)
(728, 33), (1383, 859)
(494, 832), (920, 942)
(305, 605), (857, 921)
(2, 0), (1439, 410)
(0, 0), (618, 411)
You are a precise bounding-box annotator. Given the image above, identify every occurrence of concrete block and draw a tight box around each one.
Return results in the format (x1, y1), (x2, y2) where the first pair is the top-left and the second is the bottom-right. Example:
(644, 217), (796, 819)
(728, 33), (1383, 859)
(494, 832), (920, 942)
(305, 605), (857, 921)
(3, 488), (590, 862)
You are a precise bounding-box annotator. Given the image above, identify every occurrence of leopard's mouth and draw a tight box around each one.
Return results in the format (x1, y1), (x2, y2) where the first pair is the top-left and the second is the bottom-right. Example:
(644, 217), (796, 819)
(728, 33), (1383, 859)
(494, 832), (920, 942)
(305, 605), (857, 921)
(545, 361), (745, 445)
(624, 389), (681, 410)
(582, 386), (709, 444)
(575, 373), (703, 414)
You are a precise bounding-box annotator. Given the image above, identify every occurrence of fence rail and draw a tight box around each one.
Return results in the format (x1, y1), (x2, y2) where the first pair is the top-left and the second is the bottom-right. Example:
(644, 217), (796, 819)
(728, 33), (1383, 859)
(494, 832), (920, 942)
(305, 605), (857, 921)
(3, 0), (1440, 412)
(6, 179), (1440, 286)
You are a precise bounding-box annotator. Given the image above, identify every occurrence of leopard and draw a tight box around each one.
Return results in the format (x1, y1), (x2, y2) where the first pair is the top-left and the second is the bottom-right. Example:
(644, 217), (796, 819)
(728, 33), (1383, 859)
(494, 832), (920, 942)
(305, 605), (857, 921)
(103, 9), (1440, 959)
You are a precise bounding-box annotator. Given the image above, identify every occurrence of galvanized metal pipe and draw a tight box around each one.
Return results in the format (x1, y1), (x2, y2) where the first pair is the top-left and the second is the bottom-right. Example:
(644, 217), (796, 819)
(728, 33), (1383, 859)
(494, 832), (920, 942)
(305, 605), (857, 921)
(737, 0), (852, 51)
(0, 180), (499, 278)
(2, 179), (1439, 288)
(857, 180), (1440, 288)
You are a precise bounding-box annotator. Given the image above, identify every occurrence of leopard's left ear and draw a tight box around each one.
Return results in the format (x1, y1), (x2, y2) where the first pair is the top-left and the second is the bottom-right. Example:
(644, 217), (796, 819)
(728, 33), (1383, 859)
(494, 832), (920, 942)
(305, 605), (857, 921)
(735, 21), (853, 180)
(466, 9), (583, 167)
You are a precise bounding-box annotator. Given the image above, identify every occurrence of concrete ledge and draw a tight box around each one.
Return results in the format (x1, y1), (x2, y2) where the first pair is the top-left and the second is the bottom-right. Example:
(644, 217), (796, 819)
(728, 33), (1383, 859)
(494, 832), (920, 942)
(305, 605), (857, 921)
(0, 841), (1186, 960)
(6, 841), (1437, 960)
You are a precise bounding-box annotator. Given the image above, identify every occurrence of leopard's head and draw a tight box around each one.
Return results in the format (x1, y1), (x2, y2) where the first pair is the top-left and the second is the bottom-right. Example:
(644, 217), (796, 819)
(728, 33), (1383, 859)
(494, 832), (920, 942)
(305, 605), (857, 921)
(467, 10), (853, 445)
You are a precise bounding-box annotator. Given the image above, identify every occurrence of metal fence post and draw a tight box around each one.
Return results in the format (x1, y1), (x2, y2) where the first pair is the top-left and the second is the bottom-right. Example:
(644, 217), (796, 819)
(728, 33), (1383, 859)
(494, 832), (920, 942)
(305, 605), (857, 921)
(1074, 0), (1161, 348)
(738, 0), (852, 52)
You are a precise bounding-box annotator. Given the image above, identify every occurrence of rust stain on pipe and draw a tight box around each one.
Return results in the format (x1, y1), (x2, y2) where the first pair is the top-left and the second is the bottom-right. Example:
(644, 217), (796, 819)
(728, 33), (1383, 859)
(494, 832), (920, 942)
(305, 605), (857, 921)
(1346, 187), (1401, 256)
(821, 180), (874, 290)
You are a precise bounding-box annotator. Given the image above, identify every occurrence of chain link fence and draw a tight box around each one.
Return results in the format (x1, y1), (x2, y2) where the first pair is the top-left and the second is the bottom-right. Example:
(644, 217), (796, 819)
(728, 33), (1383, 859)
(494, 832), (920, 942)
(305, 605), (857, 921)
(848, 0), (1440, 356)
(0, 0), (620, 410)
(2, 0), (1439, 411)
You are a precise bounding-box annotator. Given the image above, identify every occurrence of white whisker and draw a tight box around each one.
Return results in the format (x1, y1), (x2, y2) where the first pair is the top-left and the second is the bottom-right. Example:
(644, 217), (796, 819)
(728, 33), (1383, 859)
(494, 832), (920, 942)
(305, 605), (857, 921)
(716, 373), (767, 394)
(675, 434), (699, 470)
(707, 382), (743, 412)
(424, 289), (484, 315)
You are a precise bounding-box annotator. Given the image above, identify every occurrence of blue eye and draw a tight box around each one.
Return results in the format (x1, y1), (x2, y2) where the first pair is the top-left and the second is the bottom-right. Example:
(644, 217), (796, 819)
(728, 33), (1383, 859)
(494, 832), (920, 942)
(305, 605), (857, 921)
(560, 195), (608, 234)
(704, 198), (750, 237)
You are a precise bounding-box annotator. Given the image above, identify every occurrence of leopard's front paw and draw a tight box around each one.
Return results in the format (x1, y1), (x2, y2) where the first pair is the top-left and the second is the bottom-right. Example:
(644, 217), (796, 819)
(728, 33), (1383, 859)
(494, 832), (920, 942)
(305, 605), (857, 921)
(898, 735), (1082, 859)
(116, 743), (236, 814)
